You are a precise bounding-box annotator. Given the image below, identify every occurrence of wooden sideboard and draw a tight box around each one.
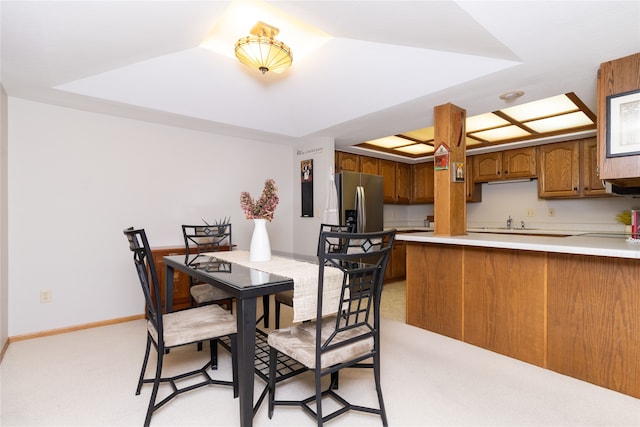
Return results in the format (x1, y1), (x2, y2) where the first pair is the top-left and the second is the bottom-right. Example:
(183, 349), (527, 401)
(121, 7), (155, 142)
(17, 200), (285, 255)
(149, 246), (193, 312)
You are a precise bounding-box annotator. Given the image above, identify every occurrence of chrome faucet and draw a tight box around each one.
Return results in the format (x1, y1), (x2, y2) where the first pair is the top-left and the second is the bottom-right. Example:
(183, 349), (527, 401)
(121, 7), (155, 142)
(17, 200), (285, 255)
(506, 216), (512, 229)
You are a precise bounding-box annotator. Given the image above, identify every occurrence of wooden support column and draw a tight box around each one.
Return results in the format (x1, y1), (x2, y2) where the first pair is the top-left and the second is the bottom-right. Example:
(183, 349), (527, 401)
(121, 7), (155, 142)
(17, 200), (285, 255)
(434, 103), (467, 236)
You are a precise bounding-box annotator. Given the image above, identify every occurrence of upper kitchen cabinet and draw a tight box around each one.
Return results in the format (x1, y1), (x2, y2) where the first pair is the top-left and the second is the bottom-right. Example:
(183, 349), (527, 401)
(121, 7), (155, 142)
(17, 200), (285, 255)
(359, 155), (380, 175)
(472, 147), (537, 182)
(465, 157), (482, 203)
(538, 138), (607, 198)
(412, 162), (435, 204)
(597, 53), (640, 186)
(335, 152), (359, 172)
(380, 159), (411, 204)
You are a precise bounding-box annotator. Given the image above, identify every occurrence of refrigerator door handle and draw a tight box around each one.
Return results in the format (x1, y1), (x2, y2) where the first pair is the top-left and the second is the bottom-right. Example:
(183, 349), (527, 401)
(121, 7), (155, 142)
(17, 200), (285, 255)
(356, 185), (366, 233)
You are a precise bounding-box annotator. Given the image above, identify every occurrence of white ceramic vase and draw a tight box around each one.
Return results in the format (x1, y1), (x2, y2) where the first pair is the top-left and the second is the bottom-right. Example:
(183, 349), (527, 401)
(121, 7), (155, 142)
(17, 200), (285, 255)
(249, 218), (271, 262)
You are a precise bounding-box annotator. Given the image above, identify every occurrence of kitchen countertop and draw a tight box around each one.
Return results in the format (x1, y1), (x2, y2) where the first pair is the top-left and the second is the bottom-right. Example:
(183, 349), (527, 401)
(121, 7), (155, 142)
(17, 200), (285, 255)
(394, 229), (640, 259)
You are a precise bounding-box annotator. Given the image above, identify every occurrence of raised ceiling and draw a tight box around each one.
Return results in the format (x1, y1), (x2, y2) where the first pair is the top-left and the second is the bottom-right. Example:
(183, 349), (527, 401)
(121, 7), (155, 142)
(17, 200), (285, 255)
(1, 1), (638, 156)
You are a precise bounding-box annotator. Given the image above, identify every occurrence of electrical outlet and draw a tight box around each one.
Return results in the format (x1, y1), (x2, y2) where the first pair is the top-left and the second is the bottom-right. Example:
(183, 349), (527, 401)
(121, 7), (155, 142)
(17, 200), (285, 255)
(548, 208), (555, 217)
(527, 208), (535, 217)
(40, 289), (52, 303)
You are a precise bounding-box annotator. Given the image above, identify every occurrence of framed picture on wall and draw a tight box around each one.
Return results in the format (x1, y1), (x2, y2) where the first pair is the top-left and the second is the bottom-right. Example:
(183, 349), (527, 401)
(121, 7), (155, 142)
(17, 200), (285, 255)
(606, 89), (640, 158)
(301, 159), (313, 217)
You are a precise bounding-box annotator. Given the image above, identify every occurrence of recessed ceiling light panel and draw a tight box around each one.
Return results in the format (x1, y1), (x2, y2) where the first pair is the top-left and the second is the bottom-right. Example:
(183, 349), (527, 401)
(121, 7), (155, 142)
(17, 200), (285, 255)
(395, 144), (434, 155)
(470, 125), (531, 142)
(525, 111), (594, 133)
(502, 94), (577, 121)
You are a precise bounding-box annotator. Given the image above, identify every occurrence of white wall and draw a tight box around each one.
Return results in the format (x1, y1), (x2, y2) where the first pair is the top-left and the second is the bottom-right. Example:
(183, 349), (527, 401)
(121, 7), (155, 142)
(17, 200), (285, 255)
(292, 139), (336, 261)
(467, 180), (638, 231)
(1, 85), (8, 349)
(7, 98), (295, 336)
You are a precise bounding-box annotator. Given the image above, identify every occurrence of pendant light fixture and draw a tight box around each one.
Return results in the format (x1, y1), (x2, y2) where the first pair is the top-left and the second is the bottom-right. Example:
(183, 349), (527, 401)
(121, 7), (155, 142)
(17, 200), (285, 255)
(234, 21), (293, 75)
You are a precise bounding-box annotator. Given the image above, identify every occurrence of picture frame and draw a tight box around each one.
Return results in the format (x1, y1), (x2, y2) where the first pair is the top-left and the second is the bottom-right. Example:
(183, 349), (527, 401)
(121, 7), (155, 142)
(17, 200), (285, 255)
(452, 162), (465, 182)
(606, 88), (640, 158)
(300, 159), (313, 217)
(434, 143), (450, 171)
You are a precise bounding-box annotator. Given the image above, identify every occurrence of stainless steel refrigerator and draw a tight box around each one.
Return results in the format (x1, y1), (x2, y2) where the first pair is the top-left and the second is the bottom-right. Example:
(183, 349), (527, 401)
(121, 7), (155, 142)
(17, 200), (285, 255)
(335, 171), (384, 232)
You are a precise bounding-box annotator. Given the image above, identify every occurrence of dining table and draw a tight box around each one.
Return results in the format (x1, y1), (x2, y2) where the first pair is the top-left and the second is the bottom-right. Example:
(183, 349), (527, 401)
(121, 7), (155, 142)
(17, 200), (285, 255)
(163, 252), (294, 427)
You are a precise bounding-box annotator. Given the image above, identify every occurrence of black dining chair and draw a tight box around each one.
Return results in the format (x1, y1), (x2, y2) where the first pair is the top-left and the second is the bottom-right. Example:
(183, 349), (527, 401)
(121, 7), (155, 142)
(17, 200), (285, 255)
(272, 223), (353, 329)
(267, 229), (395, 426)
(123, 227), (238, 427)
(182, 223), (235, 310)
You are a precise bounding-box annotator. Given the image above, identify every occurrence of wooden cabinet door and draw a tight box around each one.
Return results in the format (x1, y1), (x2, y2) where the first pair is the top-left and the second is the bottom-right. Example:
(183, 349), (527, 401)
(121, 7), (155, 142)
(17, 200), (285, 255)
(150, 246), (192, 312)
(380, 159), (397, 203)
(390, 240), (406, 279)
(537, 141), (580, 198)
(396, 163), (411, 204)
(359, 155), (380, 175)
(473, 152), (502, 182)
(384, 240), (407, 282)
(411, 162), (435, 204)
(503, 147), (537, 179)
(336, 152), (359, 172)
(465, 157), (482, 202)
(581, 137), (607, 197)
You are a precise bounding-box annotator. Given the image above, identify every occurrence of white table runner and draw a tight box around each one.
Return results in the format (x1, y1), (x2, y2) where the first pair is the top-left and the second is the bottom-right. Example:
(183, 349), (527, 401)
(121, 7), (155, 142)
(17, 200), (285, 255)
(204, 250), (344, 323)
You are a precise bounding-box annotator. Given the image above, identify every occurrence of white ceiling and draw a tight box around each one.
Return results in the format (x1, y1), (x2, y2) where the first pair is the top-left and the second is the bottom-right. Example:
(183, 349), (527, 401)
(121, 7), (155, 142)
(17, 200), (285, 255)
(1, 1), (639, 153)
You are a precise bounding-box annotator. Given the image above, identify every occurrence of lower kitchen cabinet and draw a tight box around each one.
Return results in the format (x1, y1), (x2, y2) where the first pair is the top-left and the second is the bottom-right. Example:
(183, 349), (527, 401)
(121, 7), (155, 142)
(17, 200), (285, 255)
(384, 240), (406, 282)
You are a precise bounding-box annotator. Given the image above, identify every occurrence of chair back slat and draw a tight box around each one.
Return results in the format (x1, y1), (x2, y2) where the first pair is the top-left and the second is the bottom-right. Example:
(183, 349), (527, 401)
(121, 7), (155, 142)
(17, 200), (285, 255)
(123, 227), (162, 335)
(315, 229), (395, 355)
(182, 224), (232, 264)
(317, 223), (355, 256)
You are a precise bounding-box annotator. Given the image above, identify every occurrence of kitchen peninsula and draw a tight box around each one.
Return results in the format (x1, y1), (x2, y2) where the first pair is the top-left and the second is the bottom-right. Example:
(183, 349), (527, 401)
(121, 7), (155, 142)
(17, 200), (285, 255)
(397, 231), (639, 399)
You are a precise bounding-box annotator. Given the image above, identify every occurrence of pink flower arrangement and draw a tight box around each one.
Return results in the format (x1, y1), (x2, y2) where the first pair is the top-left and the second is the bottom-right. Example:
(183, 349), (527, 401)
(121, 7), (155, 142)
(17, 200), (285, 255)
(240, 179), (279, 222)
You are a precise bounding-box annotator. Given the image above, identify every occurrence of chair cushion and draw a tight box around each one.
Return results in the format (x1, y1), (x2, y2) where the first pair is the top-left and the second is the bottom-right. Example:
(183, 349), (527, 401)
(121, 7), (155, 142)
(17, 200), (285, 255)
(190, 283), (234, 305)
(268, 315), (373, 369)
(149, 304), (236, 348)
(274, 290), (294, 306)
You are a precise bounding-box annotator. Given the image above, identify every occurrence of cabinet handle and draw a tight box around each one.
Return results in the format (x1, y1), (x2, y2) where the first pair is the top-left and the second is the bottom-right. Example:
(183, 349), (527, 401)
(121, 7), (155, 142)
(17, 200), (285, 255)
(504, 170), (509, 174)
(573, 187), (578, 191)
(497, 171), (501, 175)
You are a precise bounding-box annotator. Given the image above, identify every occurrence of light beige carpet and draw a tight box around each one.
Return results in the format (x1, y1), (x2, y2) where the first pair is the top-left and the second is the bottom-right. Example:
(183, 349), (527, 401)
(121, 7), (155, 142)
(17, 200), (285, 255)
(2, 295), (639, 426)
